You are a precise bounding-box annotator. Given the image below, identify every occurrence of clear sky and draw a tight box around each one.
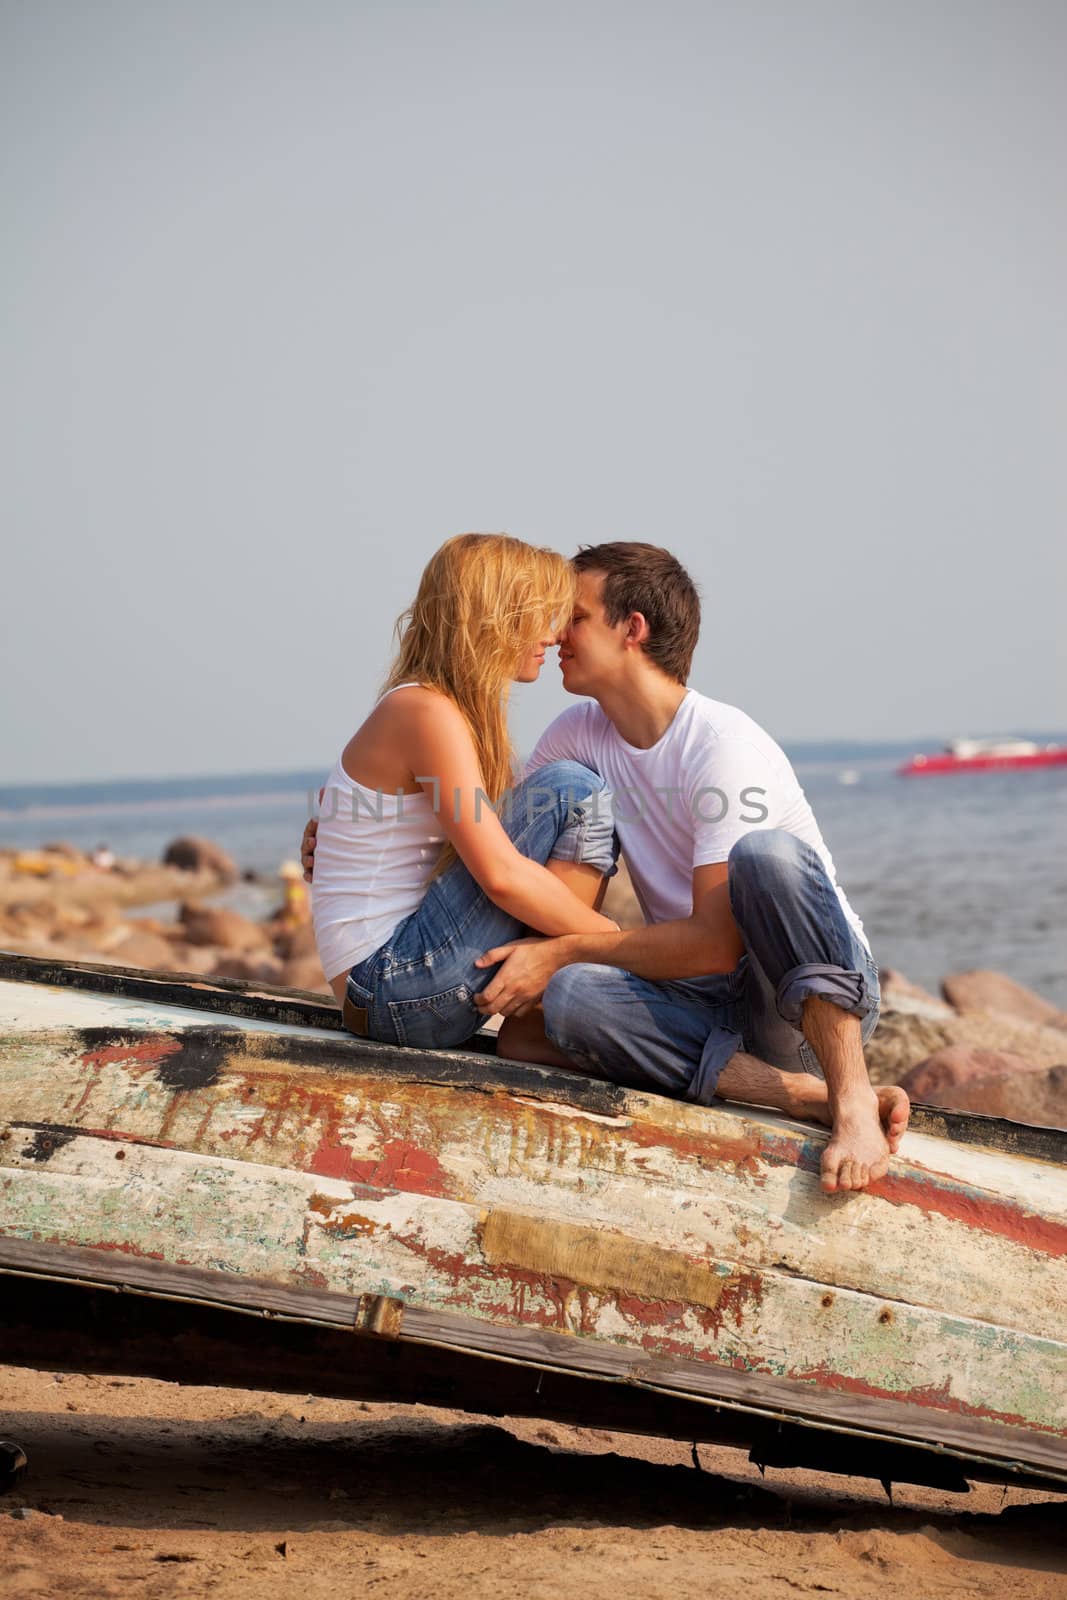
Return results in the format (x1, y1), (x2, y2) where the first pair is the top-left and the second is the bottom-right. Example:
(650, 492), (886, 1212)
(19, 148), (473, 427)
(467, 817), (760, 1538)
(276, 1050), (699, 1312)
(3, 0), (1065, 781)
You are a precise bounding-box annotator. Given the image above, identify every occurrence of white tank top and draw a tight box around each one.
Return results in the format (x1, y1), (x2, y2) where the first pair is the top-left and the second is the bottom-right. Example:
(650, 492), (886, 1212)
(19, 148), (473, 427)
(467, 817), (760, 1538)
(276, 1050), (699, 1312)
(311, 685), (445, 981)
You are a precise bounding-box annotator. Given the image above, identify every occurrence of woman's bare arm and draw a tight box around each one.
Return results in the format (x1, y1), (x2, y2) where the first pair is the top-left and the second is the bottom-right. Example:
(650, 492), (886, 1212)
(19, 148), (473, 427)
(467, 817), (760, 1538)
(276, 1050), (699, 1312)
(396, 689), (616, 937)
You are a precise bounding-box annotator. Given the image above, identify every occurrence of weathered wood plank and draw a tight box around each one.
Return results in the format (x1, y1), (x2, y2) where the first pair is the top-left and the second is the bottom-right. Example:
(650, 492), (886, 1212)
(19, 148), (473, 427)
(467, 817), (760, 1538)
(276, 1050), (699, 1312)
(2, 1027), (1063, 1347)
(17, 1276), (1051, 1493)
(0, 1236), (1063, 1481)
(1, 1133), (1063, 1438)
(3, 954), (1065, 1163)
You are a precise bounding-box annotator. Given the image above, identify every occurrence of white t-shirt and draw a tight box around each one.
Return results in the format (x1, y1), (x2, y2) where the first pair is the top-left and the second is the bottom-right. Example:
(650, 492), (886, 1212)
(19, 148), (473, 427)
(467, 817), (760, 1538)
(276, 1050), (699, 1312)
(527, 689), (867, 948)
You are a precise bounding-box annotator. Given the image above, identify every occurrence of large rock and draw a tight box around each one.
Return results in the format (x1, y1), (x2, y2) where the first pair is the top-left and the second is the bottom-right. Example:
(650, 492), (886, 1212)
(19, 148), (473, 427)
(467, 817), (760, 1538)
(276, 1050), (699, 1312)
(878, 968), (953, 1021)
(899, 1046), (1047, 1104)
(271, 920), (319, 962)
(863, 1011), (956, 1086)
(162, 836), (239, 885)
(40, 841), (87, 864)
(282, 954), (330, 994)
(864, 1000), (1067, 1087)
(941, 969), (1067, 1030)
(946, 1065), (1067, 1130)
(104, 927), (177, 971)
(212, 953), (285, 985)
(164, 942), (220, 977)
(179, 902), (273, 953)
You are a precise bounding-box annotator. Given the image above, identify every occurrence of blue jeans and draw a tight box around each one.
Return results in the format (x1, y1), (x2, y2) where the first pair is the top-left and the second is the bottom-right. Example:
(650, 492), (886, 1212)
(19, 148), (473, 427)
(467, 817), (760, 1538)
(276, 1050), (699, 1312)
(344, 761), (617, 1049)
(541, 828), (880, 1104)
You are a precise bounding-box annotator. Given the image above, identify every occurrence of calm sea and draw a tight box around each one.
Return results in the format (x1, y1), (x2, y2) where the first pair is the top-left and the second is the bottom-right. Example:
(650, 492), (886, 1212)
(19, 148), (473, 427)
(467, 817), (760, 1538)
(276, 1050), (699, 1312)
(3, 739), (1065, 1007)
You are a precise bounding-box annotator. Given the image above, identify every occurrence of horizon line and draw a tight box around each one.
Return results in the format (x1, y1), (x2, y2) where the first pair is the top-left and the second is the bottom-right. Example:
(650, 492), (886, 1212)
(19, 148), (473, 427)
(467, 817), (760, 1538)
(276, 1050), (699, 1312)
(4, 728), (1067, 796)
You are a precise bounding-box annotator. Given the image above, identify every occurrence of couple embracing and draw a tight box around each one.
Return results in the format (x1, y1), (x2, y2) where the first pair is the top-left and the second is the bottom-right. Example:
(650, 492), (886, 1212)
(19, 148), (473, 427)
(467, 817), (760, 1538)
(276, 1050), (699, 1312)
(304, 534), (908, 1194)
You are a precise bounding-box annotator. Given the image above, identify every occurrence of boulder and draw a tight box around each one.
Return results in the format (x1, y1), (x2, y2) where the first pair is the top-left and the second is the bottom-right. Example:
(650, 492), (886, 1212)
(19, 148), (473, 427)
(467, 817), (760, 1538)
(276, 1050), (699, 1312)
(865, 997), (1067, 1087)
(212, 953), (286, 985)
(103, 927), (177, 971)
(81, 908), (152, 954)
(863, 1011), (956, 1086)
(179, 902), (273, 953)
(899, 1046), (1047, 1104)
(947, 1065), (1067, 1130)
(878, 968), (953, 1020)
(162, 836), (239, 885)
(40, 841), (87, 864)
(271, 920), (319, 962)
(282, 954), (330, 994)
(941, 970), (1066, 1030)
(164, 943), (219, 977)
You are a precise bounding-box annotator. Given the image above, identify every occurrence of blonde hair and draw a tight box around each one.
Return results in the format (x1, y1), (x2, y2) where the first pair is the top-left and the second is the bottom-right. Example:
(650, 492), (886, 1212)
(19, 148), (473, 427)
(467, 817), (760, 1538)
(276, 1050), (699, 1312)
(384, 533), (576, 869)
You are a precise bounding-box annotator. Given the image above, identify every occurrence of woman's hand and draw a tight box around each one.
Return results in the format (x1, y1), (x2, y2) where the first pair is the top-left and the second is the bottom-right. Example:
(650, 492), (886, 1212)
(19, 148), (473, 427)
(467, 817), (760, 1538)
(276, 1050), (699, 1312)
(474, 936), (569, 1017)
(301, 817), (319, 883)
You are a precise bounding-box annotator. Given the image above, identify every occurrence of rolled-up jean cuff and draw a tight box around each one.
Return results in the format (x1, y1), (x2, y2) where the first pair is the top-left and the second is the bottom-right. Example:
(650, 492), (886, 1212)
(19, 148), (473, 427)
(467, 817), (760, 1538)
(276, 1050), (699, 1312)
(685, 1029), (742, 1106)
(548, 794), (618, 878)
(775, 963), (874, 1028)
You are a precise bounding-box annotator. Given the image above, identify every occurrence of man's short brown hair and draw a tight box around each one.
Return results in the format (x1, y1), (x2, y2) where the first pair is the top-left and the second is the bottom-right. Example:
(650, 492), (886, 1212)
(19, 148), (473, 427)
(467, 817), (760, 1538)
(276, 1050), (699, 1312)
(573, 542), (701, 683)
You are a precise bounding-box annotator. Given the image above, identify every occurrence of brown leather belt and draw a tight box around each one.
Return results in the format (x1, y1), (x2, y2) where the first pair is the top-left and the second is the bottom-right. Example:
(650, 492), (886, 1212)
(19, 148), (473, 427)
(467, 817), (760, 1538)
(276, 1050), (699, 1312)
(341, 993), (369, 1036)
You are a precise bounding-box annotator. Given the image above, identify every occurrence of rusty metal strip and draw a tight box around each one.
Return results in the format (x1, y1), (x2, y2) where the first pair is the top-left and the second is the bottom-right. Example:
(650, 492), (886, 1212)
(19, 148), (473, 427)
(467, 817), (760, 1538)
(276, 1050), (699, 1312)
(354, 1293), (405, 1338)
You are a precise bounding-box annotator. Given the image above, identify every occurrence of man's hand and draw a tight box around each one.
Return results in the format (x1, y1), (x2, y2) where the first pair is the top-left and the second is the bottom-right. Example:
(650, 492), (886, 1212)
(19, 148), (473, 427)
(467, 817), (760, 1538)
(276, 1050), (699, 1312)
(301, 815), (320, 883)
(474, 937), (569, 1018)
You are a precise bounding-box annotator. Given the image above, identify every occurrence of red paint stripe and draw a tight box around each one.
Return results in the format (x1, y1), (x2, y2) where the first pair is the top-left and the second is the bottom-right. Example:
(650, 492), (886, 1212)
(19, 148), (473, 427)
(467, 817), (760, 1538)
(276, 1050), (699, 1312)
(308, 1135), (452, 1197)
(789, 1362), (1067, 1439)
(867, 1170), (1067, 1259)
(625, 1113), (1067, 1260)
(81, 1038), (183, 1071)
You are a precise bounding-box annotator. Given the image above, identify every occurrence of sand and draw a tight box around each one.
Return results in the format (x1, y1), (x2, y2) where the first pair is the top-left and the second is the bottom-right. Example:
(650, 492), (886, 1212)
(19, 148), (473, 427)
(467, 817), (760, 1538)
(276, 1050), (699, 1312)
(2, 1365), (1063, 1599)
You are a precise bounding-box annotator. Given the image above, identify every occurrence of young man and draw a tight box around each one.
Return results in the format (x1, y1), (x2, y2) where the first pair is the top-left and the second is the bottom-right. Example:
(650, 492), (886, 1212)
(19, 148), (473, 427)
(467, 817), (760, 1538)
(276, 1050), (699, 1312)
(303, 543), (907, 1193)
(468, 543), (906, 1194)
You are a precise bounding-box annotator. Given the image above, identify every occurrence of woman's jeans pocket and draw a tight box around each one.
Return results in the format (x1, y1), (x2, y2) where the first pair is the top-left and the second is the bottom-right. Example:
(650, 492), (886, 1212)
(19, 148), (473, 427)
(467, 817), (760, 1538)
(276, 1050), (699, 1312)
(385, 983), (480, 1048)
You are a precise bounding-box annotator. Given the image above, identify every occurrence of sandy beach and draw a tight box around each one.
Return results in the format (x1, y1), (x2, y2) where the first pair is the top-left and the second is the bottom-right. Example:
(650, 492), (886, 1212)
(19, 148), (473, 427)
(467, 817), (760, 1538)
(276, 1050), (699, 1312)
(3, 1365), (1064, 1599)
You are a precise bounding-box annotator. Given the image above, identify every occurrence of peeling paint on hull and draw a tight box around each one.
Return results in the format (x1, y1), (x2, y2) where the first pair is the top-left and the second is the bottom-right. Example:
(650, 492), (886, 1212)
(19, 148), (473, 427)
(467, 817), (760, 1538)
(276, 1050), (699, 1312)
(1, 974), (1065, 1471)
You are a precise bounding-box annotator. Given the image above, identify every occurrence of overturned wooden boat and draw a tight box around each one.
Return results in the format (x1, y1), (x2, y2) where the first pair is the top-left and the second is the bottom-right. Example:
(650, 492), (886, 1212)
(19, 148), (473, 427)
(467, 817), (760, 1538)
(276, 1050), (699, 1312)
(0, 949), (1064, 1495)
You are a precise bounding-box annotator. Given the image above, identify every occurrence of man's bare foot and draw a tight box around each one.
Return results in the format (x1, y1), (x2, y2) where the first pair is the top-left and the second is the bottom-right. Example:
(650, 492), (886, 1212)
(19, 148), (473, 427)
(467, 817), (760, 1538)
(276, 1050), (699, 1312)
(821, 1100), (889, 1192)
(790, 1076), (910, 1154)
(818, 1089), (893, 1193)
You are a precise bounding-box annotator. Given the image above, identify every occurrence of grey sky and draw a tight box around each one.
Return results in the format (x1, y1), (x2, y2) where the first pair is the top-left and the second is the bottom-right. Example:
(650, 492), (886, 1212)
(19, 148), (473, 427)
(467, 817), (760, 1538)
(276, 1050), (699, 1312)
(3, 0), (1065, 782)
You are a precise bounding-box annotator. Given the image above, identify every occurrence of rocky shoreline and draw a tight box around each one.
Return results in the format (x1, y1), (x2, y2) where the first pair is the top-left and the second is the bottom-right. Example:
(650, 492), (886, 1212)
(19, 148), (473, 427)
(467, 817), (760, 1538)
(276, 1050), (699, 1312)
(2, 839), (1064, 1130)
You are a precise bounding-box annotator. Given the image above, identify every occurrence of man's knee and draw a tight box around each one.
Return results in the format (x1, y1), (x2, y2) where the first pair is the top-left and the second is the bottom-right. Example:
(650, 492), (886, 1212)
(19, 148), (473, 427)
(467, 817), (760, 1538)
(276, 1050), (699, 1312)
(526, 760), (607, 799)
(542, 963), (614, 1047)
(729, 828), (811, 892)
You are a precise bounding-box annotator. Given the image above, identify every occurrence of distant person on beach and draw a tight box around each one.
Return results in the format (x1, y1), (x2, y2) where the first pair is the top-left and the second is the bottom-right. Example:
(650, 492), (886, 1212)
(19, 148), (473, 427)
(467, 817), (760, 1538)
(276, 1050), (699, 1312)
(303, 536), (908, 1194)
(277, 860), (309, 928)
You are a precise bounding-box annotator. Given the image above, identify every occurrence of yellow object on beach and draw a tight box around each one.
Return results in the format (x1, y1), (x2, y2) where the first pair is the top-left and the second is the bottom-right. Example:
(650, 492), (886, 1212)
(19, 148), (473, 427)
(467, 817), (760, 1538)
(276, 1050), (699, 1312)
(12, 852), (80, 878)
(278, 860), (309, 925)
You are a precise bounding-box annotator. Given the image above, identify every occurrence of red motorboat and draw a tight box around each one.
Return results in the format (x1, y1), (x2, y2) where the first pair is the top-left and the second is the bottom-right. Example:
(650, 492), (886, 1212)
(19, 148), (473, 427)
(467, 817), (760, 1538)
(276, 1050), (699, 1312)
(899, 737), (1067, 776)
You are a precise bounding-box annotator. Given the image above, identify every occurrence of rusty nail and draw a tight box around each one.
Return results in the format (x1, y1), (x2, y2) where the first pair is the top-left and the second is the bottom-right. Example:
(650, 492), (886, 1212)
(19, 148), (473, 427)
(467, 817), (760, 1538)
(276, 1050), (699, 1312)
(115, 1149), (126, 1161)
(879, 1308), (893, 1324)
(821, 1294), (834, 1308)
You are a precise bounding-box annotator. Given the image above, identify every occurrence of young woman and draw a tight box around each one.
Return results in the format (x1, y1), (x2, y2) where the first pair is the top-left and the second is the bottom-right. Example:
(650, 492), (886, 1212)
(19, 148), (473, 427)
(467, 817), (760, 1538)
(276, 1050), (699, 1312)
(311, 533), (618, 1056)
